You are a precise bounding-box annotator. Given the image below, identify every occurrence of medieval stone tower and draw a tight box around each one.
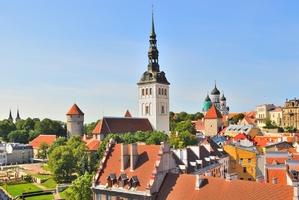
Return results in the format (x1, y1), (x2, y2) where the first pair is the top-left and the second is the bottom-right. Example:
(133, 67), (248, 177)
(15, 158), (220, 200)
(66, 103), (84, 139)
(137, 13), (170, 134)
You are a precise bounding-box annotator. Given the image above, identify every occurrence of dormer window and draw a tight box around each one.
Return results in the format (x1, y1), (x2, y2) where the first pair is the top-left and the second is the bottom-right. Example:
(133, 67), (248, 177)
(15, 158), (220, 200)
(128, 176), (140, 189)
(118, 174), (128, 188)
(107, 173), (117, 188)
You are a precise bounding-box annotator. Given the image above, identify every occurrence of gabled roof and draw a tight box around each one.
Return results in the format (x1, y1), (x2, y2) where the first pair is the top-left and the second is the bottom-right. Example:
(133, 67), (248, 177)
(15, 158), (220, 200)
(157, 174), (294, 200)
(28, 135), (57, 148)
(85, 139), (101, 151)
(96, 143), (160, 191)
(124, 110), (132, 117)
(205, 104), (222, 119)
(265, 165), (287, 185)
(92, 117), (153, 135)
(234, 133), (247, 140)
(66, 103), (84, 115)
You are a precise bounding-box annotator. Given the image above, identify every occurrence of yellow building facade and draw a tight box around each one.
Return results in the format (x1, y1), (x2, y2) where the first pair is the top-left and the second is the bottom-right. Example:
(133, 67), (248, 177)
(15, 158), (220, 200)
(223, 145), (258, 181)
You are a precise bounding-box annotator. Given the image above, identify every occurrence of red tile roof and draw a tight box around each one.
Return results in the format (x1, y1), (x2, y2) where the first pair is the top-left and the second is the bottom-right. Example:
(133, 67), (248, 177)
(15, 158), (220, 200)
(28, 135), (57, 148)
(157, 174), (294, 200)
(205, 104), (222, 119)
(266, 168), (287, 185)
(124, 110), (132, 117)
(66, 103), (84, 115)
(92, 117), (153, 135)
(85, 139), (101, 151)
(193, 119), (205, 131)
(95, 143), (160, 191)
(234, 133), (247, 140)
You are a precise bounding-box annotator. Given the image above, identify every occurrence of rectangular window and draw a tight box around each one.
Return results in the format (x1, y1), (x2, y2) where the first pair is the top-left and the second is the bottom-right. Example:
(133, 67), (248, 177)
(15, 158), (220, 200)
(161, 106), (164, 114)
(243, 167), (246, 173)
(240, 158), (243, 164)
(145, 106), (149, 114)
(248, 158), (251, 164)
(248, 178), (252, 181)
(240, 178), (243, 180)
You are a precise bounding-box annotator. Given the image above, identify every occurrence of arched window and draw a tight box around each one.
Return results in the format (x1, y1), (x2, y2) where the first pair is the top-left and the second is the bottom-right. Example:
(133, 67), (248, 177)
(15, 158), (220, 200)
(142, 89), (145, 96)
(159, 88), (161, 95)
(146, 88), (148, 95)
(164, 89), (167, 96)
(149, 88), (152, 95)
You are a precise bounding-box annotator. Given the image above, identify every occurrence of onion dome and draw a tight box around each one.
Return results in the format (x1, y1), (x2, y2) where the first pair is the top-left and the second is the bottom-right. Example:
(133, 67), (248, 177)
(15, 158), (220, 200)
(203, 94), (212, 111)
(220, 93), (226, 101)
(211, 84), (220, 95)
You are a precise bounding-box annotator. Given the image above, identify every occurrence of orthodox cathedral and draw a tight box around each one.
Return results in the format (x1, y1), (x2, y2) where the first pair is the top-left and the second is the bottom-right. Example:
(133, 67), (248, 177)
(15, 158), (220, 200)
(203, 82), (229, 117)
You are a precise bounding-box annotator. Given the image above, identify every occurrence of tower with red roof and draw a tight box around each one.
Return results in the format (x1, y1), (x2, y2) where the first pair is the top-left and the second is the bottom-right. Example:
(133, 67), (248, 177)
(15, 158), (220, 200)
(66, 103), (84, 139)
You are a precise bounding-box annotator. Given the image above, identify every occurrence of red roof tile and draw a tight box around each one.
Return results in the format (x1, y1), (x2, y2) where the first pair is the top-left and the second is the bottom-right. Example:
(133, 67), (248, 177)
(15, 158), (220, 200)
(234, 133), (247, 140)
(266, 168), (287, 185)
(85, 139), (101, 151)
(66, 103), (84, 115)
(92, 117), (153, 135)
(96, 143), (160, 191)
(28, 135), (57, 148)
(124, 110), (132, 117)
(205, 104), (222, 119)
(157, 174), (293, 200)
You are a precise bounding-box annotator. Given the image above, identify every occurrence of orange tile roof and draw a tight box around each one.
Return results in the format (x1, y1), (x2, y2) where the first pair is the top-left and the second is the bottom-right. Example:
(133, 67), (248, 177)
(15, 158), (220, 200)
(96, 143), (160, 192)
(28, 135), (57, 148)
(66, 103), (84, 115)
(92, 117), (153, 135)
(124, 110), (132, 117)
(157, 174), (293, 200)
(266, 168), (287, 185)
(234, 133), (247, 140)
(85, 139), (101, 151)
(193, 119), (205, 131)
(205, 104), (222, 119)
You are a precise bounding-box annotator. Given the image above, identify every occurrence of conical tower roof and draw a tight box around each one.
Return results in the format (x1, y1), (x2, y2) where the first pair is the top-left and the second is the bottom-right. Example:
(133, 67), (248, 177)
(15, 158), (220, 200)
(66, 103), (84, 115)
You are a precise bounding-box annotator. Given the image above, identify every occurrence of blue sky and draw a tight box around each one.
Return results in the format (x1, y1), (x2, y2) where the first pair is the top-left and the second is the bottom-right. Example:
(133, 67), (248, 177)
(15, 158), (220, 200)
(1, 1), (299, 123)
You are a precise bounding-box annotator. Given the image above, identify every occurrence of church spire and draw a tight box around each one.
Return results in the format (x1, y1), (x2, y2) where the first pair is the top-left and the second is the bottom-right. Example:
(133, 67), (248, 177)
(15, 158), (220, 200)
(148, 8), (159, 72)
(8, 109), (13, 123)
(15, 108), (21, 122)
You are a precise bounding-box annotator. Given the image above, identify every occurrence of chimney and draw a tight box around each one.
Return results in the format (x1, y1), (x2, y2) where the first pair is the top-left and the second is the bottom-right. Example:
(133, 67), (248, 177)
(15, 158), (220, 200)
(294, 184), (299, 200)
(121, 143), (129, 171)
(272, 177), (277, 184)
(225, 173), (231, 181)
(195, 174), (203, 190)
(130, 143), (138, 172)
(256, 175), (263, 182)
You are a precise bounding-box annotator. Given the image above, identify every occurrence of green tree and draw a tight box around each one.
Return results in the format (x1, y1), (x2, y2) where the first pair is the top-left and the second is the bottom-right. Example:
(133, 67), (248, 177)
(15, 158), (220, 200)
(48, 145), (77, 183)
(47, 137), (67, 155)
(16, 117), (39, 132)
(7, 130), (29, 143)
(134, 131), (151, 142)
(0, 120), (16, 141)
(36, 141), (49, 159)
(28, 130), (40, 141)
(146, 131), (168, 145)
(175, 120), (195, 134)
(98, 134), (120, 160)
(66, 136), (87, 176)
(34, 118), (66, 137)
(176, 111), (188, 122)
(84, 120), (99, 136)
(65, 171), (93, 200)
(120, 132), (136, 144)
(264, 117), (272, 127)
(170, 131), (198, 148)
(230, 113), (245, 125)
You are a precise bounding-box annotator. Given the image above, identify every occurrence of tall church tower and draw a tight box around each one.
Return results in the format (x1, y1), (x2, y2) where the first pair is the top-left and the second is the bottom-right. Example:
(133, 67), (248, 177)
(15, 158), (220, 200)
(66, 103), (84, 139)
(137, 12), (170, 134)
